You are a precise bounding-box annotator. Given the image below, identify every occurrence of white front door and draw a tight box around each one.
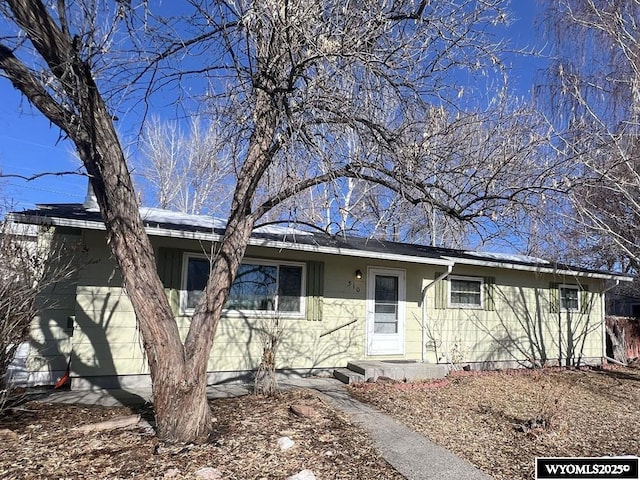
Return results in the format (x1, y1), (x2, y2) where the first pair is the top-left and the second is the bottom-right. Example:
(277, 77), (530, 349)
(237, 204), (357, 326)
(366, 267), (405, 355)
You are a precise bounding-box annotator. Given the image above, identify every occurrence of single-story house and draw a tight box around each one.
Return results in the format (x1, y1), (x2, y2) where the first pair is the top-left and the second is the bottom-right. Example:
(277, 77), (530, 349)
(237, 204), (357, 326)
(7, 201), (634, 390)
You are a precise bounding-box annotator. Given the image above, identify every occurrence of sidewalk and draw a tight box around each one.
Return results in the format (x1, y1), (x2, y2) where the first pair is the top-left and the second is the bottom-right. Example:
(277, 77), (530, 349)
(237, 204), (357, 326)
(310, 380), (491, 480)
(42, 378), (491, 480)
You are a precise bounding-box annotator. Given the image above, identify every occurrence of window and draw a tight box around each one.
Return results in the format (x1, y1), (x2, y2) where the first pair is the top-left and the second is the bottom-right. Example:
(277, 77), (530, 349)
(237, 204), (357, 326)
(182, 255), (305, 316)
(373, 274), (399, 333)
(449, 276), (483, 308)
(559, 284), (580, 311)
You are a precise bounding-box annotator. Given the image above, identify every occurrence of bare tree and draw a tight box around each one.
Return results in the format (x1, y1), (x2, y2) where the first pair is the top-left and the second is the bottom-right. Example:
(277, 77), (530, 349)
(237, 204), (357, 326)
(0, 217), (76, 412)
(540, 0), (640, 272)
(260, 99), (559, 247)
(0, 0), (560, 442)
(136, 116), (233, 215)
(0, 0), (198, 441)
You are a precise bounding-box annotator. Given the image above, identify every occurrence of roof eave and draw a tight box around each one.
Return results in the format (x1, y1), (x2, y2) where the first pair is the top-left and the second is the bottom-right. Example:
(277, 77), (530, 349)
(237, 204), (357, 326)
(443, 256), (634, 281)
(9, 212), (454, 267)
(10, 211), (633, 280)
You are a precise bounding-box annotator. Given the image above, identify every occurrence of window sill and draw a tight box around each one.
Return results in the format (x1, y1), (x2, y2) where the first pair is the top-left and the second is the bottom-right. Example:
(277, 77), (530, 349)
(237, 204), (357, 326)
(181, 309), (305, 319)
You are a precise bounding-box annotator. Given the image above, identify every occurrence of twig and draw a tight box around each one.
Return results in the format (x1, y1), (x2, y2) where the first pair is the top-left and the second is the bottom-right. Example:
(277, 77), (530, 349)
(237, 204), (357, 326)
(0, 170), (87, 181)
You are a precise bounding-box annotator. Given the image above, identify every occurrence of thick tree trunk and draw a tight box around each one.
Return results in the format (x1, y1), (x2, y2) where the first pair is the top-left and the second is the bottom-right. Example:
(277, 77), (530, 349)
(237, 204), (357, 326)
(0, 2), (205, 441)
(75, 80), (226, 442)
(76, 99), (214, 442)
(181, 89), (280, 399)
(0, 1), (213, 439)
(56, 57), (273, 446)
(1, 0), (278, 444)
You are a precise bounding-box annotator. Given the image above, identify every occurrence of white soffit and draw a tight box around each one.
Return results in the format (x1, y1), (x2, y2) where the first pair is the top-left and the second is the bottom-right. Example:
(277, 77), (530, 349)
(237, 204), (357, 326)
(11, 213), (453, 267)
(10, 211), (633, 279)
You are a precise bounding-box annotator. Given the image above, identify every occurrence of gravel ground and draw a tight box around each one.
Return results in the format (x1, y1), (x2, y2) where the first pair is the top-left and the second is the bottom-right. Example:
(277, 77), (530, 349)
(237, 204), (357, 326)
(350, 366), (640, 480)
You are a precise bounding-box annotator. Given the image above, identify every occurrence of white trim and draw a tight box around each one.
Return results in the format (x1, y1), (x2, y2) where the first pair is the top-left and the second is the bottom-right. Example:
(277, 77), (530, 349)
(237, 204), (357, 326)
(366, 267), (406, 356)
(9, 212), (634, 280)
(440, 255), (632, 281)
(448, 275), (484, 309)
(558, 284), (580, 312)
(180, 253), (306, 317)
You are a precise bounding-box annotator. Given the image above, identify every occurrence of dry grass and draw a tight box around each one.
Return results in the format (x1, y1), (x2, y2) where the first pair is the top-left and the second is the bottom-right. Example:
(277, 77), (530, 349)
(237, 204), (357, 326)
(350, 366), (640, 480)
(0, 389), (402, 480)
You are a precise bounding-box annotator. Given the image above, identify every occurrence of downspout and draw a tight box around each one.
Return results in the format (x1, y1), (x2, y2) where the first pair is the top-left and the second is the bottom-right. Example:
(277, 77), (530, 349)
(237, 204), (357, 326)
(601, 279), (620, 365)
(421, 264), (453, 363)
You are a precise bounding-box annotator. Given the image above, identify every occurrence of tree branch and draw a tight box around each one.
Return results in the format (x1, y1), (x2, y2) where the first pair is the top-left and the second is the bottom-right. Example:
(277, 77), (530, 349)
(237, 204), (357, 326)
(0, 170), (87, 181)
(0, 43), (77, 135)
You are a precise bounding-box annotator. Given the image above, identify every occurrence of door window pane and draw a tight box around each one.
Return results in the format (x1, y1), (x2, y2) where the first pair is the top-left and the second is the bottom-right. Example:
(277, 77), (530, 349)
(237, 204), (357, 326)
(374, 275), (398, 333)
(374, 321), (398, 333)
(376, 275), (398, 302)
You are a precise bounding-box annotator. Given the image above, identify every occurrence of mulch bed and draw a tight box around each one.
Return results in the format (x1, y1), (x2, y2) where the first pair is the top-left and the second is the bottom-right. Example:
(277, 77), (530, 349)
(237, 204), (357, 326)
(350, 366), (640, 480)
(0, 389), (402, 480)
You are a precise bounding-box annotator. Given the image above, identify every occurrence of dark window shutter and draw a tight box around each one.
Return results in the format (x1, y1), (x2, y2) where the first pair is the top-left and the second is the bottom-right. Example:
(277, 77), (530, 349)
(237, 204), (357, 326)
(549, 282), (559, 314)
(483, 276), (495, 311)
(157, 248), (183, 289)
(580, 284), (591, 314)
(156, 248), (183, 315)
(434, 271), (447, 309)
(306, 261), (324, 321)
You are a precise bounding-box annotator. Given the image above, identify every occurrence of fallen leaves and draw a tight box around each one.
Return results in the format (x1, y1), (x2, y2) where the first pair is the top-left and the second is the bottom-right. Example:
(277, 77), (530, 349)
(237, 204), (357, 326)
(73, 414), (144, 433)
(0, 389), (402, 480)
(351, 366), (640, 480)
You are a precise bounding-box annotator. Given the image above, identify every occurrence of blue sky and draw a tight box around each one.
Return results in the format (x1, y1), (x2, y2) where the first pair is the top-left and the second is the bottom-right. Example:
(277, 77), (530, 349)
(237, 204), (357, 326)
(0, 1), (546, 212)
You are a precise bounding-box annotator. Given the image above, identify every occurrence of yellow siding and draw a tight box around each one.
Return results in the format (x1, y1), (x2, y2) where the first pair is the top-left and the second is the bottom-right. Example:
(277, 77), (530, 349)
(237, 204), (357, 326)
(73, 284), (148, 377)
(423, 267), (603, 367)
(30, 229), (606, 383)
(27, 228), (81, 382)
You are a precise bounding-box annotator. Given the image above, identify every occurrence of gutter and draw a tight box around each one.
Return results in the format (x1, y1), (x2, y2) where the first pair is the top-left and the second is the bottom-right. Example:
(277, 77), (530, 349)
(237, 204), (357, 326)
(601, 279), (621, 365)
(9, 210), (633, 280)
(421, 265), (454, 363)
(7, 211), (455, 267)
(441, 255), (633, 281)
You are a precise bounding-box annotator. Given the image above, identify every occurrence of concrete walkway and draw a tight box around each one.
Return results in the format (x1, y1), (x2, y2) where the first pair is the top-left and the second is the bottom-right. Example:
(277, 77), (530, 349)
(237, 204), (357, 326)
(40, 378), (491, 480)
(303, 379), (491, 480)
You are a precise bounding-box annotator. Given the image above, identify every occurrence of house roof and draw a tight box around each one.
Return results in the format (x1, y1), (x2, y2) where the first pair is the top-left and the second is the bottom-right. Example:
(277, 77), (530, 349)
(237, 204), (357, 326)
(8, 203), (634, 281)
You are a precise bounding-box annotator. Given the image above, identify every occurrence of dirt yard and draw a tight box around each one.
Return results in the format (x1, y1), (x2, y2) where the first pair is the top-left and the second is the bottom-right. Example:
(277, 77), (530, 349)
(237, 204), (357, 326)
(0, 388), (401, 480)
(351, 366), (640, 480)
(3, 367), (639, 480)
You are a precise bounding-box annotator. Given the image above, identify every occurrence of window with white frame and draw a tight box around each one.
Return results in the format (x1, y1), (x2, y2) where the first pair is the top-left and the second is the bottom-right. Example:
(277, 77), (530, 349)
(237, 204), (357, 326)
(449, 276), (483, 308)
(182, 254), (305, 315)
(559, 284), (580, 311)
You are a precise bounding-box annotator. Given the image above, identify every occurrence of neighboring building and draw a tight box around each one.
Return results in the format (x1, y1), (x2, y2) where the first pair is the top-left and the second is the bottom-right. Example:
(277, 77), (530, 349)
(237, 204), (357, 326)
(607, 282), (640, 318)
(8, 203), (633, 390)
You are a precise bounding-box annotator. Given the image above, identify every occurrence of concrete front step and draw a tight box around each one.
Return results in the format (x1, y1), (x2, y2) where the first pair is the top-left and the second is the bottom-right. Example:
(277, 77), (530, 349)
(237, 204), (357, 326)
(333, 367), (365, 384)
(345, 360), (449, 383)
